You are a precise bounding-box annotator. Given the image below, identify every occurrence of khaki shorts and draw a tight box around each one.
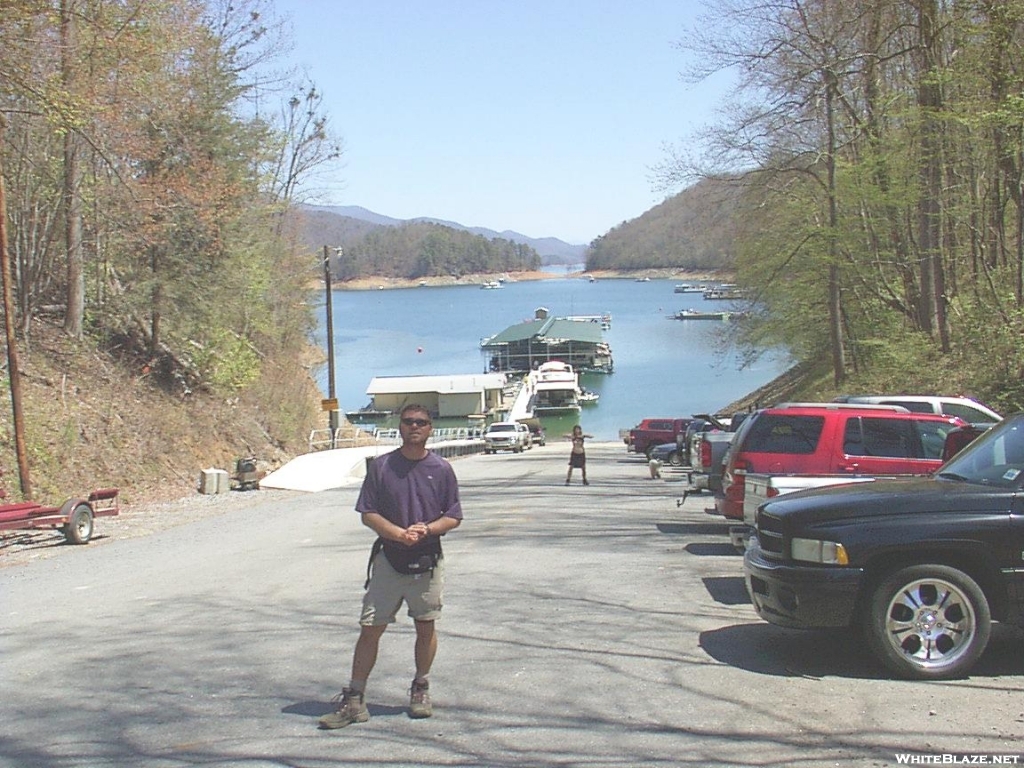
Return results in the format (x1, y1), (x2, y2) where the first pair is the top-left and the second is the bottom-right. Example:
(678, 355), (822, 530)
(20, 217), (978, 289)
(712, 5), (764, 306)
(360, 553), (445, 626)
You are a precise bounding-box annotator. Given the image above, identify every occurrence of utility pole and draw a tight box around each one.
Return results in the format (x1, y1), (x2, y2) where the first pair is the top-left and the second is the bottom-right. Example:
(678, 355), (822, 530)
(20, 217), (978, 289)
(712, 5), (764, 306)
(0, 120), (32, 498)
(322, 246), (339, 447)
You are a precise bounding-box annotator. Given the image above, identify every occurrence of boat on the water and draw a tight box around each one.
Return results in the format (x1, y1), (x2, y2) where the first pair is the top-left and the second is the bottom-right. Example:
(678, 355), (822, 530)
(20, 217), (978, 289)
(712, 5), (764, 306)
(673, 308), (733, 321)
(673, 283), (706, 293)
(703, 284), (744, 300)
(566, 313), (612, 331)
(578, 388), (600, 405)
(530, 361), (582, 413)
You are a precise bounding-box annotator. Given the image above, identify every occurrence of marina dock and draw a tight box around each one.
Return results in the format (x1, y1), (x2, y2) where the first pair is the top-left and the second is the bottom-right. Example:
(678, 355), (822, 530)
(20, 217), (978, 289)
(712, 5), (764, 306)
(481, 307), (613, 374)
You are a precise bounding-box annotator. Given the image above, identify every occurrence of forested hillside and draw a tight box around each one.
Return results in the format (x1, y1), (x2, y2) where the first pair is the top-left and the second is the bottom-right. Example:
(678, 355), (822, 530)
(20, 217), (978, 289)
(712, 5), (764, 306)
(295, 204), (584, 265)
(328, 221), (541, 280)
(297, 209), (384, 251)
(0, 1), (333, 502)
(585, 177), (742, 271)
(658, 1), (1024, 416)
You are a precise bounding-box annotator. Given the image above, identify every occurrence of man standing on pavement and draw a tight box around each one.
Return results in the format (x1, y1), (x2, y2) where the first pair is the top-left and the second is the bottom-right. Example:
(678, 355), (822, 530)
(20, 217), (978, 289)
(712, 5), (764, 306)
(320, 403), (463, 730)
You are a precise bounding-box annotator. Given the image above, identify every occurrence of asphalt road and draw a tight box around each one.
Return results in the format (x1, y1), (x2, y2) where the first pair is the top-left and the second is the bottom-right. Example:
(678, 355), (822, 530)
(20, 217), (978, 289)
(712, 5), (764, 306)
(3, 442), (1024, 768)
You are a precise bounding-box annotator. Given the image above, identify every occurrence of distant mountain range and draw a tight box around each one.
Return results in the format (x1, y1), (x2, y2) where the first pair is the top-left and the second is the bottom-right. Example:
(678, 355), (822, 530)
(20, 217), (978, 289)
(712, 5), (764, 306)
(299, 204), (587, 263)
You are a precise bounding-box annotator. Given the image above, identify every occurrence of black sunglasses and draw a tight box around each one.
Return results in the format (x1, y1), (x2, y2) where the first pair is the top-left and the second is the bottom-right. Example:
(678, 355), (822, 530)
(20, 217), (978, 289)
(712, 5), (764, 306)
(401, 417), (432, 427)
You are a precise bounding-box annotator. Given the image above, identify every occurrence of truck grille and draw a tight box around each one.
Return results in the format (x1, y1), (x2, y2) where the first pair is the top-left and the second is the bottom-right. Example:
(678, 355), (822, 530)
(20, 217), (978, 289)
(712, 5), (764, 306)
(755, 511), (787, 558)
(758, 528), (786, 557)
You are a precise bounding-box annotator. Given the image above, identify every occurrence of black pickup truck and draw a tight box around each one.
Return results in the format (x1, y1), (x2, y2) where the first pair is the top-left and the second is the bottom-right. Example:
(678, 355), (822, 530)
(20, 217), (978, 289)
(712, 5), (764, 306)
(744, 412), (1024, 680)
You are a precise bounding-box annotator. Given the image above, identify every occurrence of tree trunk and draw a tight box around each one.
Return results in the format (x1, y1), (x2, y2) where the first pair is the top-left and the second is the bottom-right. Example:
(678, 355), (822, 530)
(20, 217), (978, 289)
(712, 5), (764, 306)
(825, 69), (846, 385)
(61, 0), (84, 338)
(0, 119), (33, 499)
(916, 0), (949, 350)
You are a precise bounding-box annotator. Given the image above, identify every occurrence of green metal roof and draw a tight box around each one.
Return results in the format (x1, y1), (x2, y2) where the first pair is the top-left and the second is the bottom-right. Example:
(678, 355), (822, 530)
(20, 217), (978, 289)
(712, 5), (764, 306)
(482, 317), (605, 348)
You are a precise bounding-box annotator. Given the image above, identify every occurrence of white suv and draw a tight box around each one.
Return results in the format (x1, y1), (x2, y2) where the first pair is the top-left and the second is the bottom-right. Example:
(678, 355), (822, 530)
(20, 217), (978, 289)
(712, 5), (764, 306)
(483, 422), (531, 453)
(833, 395), (1001, 424)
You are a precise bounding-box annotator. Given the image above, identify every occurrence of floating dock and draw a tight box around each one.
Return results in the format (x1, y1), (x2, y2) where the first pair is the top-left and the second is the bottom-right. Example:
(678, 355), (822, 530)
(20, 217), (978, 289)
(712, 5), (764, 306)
(481, 307), (614, 374)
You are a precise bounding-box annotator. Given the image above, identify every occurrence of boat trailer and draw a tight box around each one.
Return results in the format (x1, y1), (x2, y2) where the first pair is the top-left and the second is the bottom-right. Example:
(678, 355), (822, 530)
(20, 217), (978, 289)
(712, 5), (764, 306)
(0, 488), (120, 545)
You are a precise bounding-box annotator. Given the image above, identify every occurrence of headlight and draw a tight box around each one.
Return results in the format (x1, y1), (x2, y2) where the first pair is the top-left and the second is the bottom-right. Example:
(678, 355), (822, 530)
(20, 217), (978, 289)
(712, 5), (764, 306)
(790, 537), (849, 565)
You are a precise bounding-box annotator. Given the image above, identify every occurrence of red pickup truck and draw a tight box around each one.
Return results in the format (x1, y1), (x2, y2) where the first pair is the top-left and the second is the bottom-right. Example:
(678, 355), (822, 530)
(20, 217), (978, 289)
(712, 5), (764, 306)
(625, 418), (691, 458)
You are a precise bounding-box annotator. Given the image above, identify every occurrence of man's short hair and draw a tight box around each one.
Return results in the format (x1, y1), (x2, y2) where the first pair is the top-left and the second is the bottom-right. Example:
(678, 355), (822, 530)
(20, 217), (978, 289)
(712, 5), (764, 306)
(400, 403), (431, 420)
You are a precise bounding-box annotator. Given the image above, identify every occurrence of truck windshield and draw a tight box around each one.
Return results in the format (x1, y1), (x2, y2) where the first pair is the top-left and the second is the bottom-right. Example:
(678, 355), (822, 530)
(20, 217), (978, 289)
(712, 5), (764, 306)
(938, 415), (1024, 488)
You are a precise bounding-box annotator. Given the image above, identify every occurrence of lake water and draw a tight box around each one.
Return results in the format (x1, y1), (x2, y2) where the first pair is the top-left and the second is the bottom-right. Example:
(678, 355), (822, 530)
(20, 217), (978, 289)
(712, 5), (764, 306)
(310, 276), (791, 441)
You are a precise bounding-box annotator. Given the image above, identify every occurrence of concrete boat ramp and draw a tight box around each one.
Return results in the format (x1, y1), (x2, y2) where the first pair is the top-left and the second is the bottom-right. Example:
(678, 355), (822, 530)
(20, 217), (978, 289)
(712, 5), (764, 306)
(260, 439), (483, 492)
(258, 445), (381, 492)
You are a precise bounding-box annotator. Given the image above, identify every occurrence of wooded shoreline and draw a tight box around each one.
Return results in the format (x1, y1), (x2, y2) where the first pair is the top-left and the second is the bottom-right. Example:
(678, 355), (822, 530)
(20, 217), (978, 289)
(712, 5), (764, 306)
(334, 267), (732, 291)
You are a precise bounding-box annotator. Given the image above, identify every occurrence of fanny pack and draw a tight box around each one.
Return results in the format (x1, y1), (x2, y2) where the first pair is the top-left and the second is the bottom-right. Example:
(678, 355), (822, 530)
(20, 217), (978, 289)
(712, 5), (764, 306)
(366, 536), (442, 586)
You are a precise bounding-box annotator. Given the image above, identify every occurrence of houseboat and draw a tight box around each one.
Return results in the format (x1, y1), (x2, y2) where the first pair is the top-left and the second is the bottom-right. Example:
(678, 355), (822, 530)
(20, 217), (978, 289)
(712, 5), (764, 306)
(673, 308), (731, 321)
(529, 361), (581, 413)
(703, 284), (745, 300)
(673, 283), (706, 293)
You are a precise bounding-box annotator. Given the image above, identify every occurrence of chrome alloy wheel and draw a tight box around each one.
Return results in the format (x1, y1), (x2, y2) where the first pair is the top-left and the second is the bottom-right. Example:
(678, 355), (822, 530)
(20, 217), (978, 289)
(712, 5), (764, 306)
(881, 576), (976, 672)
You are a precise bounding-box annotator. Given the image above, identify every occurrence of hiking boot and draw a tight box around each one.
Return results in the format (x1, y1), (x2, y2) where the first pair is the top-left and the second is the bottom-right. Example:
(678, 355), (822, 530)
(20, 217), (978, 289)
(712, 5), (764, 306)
(319, 688), (369, 729)
(409, 679), (432, 719)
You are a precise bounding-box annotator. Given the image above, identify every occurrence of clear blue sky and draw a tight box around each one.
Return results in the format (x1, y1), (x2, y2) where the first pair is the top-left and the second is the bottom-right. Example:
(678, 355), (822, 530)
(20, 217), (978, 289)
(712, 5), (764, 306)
(274, 1), (727, 244)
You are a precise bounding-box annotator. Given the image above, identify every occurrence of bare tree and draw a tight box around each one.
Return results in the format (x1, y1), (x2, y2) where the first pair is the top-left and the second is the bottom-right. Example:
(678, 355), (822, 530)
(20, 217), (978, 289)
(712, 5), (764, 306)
(61, 0), (84, 338)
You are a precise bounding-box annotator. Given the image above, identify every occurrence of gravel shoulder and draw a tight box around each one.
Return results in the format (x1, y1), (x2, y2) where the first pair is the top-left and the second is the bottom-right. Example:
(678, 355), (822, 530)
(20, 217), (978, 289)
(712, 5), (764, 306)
(0, 485), (306, 569)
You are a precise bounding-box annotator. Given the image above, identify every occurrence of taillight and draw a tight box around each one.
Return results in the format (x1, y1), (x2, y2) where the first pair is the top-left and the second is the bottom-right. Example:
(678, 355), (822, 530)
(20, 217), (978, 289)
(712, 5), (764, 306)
(766, 487), (779, 499)
(700, 440), (712, 466)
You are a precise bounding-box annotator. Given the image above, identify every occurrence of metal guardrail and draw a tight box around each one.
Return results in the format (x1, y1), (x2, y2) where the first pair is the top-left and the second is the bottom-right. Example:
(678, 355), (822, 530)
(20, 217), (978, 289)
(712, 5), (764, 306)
(307, 429), (373, 451)
(308, 425), (486, 452)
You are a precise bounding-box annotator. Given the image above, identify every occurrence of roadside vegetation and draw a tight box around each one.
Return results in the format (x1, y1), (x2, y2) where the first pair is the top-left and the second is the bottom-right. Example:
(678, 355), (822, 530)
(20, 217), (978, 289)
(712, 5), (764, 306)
(0, 1), (339, 502)
(592, 3), (1024, 417)
(658, 1), (1024, 416)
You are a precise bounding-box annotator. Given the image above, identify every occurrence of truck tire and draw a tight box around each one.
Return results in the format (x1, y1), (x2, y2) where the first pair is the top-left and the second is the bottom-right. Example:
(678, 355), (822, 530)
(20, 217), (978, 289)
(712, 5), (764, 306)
(62, 502), (94, 545)
(866, 564), (990, 680)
